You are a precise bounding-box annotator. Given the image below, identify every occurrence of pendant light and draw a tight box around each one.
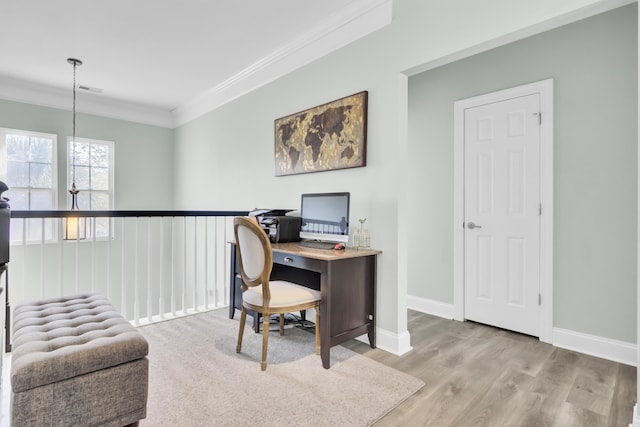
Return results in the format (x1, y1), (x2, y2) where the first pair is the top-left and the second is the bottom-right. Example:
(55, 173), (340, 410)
(65, 58), (86, 240)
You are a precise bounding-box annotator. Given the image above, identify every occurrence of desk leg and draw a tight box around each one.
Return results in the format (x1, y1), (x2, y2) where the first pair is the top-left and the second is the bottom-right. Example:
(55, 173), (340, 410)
(367, 324), (376, 348)
(229, 271), (235, 320)
(229, 246), (237, 320)
(368, 255), (377, 348)
(320, 266), (330, 369)
(321, 343), (330, 369)
(3, 266), (9, 353)
(320, 303), (330, 369)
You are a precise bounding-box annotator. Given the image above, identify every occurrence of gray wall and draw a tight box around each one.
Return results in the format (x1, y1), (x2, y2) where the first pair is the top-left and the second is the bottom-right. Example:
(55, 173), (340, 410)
(173, 63), (406, 338)
(172, 0), (639, 345)
(0, 99), (175, 209)
(408, 4), (638, 343)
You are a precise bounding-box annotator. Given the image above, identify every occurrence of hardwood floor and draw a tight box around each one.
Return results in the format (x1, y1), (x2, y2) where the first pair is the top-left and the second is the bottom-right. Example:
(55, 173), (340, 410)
(343, 310), (636, 427)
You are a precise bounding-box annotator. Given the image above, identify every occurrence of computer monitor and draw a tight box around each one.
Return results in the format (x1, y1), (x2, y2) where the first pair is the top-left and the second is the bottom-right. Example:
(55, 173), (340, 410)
(299, 192), (350, 244)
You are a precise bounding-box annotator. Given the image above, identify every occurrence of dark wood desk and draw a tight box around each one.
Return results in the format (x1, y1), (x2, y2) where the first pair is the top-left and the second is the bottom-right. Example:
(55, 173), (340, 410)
(228, 242), (381, 368)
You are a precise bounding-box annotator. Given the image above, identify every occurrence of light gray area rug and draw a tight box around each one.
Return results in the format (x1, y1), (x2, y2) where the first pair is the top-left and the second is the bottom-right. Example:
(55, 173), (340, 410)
(138, 309), (424, 427)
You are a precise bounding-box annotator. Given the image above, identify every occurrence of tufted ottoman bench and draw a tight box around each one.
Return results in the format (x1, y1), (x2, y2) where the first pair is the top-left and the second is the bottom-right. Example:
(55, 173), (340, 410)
(10, 293), (149, 427)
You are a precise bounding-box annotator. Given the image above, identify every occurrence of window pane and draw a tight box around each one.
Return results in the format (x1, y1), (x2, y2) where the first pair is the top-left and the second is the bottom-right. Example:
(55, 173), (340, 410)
(5, 189), (28, 209)
(30, 138), (53, 163)
(7, 161), (29, 187)
(91, 192), (110, 210)
(77, 191), (90, 210)
(25, 218), (55, 242)
(91, 167), (109, 190)
(6, 135), (29, 161)
(94, 218), (110, 238)
(72, 142), (91, 166)
(74, 165), (90, 189)
(10, 218), (24, 243)
(30, 190), (54, 210)
(30, 163), (53, 188)
(43, 218), (55, 241)
(91, 144), (109, 167)
(11, 218), (55, 244)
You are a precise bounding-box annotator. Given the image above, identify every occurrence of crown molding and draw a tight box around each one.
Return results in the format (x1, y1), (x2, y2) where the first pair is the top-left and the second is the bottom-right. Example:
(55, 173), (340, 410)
(172, 0), (393, 127)
(0, 75), (175, 128)
(0, 0), (392, 129)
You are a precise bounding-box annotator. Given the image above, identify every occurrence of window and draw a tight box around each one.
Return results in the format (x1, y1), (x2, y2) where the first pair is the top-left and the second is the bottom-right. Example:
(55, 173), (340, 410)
(68, 137), (114, 238)
(0, 128), (57, 242)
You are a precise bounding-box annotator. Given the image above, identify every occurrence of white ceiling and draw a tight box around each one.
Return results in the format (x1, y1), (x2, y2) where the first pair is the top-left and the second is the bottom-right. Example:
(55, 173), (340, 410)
(0, 0), (391, 127)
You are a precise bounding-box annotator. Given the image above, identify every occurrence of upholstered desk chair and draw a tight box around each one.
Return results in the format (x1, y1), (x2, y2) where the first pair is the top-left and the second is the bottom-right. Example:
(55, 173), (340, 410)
(233, 216), (321, 371)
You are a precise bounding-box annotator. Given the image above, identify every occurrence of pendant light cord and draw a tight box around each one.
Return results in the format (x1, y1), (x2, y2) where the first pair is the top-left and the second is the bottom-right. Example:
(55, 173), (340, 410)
(66, 58), (82, 214)
(67, 58), (82, 189)
(72, 60), (77, 185)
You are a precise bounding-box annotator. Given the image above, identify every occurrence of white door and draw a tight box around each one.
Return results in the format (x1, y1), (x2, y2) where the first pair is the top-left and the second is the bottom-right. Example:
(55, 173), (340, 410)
(464, 94), (541, 336)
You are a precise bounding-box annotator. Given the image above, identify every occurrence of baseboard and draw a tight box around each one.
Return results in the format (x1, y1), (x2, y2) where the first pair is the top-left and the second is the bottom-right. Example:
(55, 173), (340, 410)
(407, 295), (454, 319)
(552, 327), (636, 366)
(355, 327), (413, 356)
(407, 296), (637, 366)
(630, 403), (640, 427)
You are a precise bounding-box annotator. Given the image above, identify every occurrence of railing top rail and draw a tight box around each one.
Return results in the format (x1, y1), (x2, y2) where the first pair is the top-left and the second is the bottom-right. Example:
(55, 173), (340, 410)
(11, 210), (251, 219)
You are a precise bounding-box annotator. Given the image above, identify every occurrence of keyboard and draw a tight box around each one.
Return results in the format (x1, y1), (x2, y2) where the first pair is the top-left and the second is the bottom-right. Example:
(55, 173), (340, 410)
(299, 240), (337, 250)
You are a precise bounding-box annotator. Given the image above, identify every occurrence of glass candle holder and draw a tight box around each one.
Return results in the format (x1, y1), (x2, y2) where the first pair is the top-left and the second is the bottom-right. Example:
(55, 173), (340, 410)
(360, 229), (370, 249)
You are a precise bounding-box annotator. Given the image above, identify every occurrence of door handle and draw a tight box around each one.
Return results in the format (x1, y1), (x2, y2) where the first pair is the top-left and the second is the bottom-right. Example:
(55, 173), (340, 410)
(467, 222), (482, 229)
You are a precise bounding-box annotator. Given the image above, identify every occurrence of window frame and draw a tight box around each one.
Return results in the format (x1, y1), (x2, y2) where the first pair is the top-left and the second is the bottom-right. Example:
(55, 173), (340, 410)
(0, 127), (58, 244)
(67, 136), (115, 240)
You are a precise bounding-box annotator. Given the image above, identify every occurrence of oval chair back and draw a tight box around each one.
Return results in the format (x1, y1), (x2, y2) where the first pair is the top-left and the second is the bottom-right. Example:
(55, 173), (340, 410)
(234, 216), (272, 301)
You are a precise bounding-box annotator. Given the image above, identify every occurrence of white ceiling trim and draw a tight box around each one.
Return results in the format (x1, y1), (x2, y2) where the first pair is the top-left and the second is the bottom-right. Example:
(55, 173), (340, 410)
(0, 0), (392, 129)
(171, 0), (393, 127)
(0, 75), (175, 128)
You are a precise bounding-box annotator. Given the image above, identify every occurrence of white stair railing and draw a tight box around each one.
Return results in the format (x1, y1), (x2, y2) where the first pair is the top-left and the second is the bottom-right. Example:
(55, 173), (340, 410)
(7, 211), (248, 326)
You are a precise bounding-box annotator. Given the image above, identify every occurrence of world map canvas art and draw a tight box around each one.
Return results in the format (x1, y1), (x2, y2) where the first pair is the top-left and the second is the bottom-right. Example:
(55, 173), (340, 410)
(274, 91), (368, 176)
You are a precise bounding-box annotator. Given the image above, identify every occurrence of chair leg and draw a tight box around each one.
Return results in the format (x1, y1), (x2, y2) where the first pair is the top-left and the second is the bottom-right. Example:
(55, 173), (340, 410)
(236, 308), (247, 353)
(279, 314), (285, 336)
(261, 314), (270, 371)
(315, 304), (320, 355)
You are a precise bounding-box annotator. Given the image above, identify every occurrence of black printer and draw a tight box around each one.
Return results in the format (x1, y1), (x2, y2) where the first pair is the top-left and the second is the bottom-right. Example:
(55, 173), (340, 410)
(249, 209), (301, 243)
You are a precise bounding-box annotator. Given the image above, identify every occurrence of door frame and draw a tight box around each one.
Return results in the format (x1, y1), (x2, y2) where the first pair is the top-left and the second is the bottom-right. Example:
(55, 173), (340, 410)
(452, 79), (554, 343)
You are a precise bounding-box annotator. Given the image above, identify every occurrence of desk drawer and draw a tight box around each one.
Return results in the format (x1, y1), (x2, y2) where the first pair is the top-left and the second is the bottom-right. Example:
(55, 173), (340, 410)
(272, 252), (322, 273)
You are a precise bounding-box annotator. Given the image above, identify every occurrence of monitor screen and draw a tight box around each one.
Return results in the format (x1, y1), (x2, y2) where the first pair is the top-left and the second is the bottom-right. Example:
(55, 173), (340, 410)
(299, 192), (350, 244)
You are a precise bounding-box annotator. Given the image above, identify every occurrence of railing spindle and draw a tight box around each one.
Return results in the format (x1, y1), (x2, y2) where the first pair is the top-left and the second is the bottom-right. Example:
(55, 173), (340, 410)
(159, 217), (165, 320)
(147, 217), (152, 322)
(91, 217), (96, 292)
(39, 217), (45, 299)
(193, 217), (198, 312)
(20, 217), (26, 304)
(58, 219), (63, 298)
(171, 217), (176, 317)
(134, 218), (140, 324)
(182, 217), (187, 314)
(204, 217), (209, 309)
(107, 217), (112, 300)
(121, 217), (127, 320)
(74, 228), (80, 294)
